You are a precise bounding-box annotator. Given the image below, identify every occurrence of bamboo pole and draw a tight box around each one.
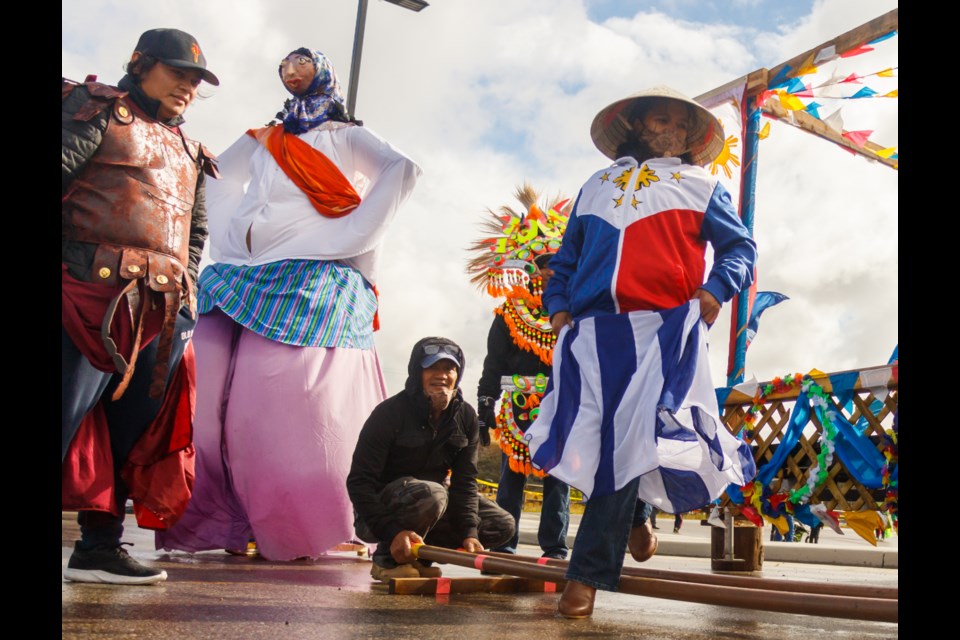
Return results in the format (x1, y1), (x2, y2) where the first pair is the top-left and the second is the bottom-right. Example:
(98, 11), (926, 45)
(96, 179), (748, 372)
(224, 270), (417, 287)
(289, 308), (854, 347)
(412, 544), (897, 623)
(470, 548), (897, 601)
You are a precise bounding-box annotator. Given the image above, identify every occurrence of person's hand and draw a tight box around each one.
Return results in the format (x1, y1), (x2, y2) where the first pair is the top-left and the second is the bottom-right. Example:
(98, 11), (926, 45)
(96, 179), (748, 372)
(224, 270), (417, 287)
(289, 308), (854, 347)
(550, 311), (574, 336)
(461, 537), (483, 553)
(390, 530), (424, 564)
(477, 397), (496, 447)
(692, 289), (721, 326)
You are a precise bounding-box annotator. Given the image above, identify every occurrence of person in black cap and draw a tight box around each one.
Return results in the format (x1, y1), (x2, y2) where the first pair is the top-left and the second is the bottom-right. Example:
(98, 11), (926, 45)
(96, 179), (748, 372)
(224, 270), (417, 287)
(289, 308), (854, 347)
(61, 27), (219, 585)
(346, 337), (515, 582)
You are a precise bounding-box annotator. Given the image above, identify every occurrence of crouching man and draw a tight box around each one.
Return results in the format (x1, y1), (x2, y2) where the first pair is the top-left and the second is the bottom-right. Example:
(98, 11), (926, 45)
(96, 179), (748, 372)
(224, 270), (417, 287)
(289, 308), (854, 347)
(347, 337), (515, 582)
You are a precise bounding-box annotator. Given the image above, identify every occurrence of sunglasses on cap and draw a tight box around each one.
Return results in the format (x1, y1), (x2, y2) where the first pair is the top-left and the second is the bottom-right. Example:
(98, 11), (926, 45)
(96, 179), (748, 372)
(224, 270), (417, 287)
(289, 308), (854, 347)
(423, 343), (460, 358)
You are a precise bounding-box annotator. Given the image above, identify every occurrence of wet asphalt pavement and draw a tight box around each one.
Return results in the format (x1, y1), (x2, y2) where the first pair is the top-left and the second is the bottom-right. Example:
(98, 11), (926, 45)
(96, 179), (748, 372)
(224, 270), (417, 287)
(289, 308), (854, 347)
(61, 512), (898, 639)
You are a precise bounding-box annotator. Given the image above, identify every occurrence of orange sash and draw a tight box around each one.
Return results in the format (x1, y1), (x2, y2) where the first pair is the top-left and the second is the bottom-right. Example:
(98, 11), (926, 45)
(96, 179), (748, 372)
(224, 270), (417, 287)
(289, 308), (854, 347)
(247, 126), (360, 218)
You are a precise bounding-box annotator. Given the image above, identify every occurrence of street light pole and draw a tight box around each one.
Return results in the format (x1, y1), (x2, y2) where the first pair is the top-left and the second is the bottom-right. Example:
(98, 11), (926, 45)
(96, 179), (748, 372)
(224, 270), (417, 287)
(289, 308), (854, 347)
(346, 0), (429, 117)
(346, 0), (369, 118)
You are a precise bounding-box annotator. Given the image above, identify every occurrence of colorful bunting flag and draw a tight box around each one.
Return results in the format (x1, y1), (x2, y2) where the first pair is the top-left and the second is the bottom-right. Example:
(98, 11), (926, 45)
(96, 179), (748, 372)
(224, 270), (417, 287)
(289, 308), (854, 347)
(842, 130), (873, 146)
(840, 44), (874, 58)
(795, 53), (819, 77)
(850, 87), (878, 99)
(813, 45), (838, 65)
(867, 31), (897, 45)
(778, 91), (806, 111)
(843, 510), (885, 546)
(758, 121), (771, 140)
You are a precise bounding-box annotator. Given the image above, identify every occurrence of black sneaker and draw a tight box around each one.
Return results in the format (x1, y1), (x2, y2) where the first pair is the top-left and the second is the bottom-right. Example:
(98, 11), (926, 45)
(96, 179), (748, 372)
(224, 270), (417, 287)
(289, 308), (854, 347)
(63, 542), (167, 585)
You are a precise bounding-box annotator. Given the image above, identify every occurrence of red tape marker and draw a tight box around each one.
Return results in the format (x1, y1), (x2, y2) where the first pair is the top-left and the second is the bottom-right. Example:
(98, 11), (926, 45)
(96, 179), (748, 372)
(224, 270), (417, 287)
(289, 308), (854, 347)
(435, 577), (451, 595)
(474, 554), (488, 570)
(538, 557), (556, 591)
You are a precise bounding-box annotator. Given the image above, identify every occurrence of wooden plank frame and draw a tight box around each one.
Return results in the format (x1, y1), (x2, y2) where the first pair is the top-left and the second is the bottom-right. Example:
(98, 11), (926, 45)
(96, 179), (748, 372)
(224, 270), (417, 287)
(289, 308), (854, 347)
(718, 364), (898, 513)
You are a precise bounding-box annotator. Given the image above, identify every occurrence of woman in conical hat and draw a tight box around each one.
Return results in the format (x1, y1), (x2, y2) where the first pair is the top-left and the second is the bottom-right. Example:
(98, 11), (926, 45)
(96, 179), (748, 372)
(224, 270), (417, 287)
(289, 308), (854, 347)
(524, 86), (757, 618)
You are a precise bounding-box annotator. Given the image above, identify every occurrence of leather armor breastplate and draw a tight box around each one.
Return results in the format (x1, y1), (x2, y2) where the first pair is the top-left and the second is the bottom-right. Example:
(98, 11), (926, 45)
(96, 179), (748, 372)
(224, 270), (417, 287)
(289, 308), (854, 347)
(62, 93), (199, 269)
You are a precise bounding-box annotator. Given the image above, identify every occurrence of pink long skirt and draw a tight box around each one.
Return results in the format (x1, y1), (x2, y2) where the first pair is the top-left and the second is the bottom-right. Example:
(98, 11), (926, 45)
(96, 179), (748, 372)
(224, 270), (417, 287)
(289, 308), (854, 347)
(156, 309), (387, 560)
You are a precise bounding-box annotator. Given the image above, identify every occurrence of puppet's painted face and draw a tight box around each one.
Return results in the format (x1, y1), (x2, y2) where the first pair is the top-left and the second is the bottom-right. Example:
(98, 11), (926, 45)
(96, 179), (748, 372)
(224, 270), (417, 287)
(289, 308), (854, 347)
(280, 53), (316, 95)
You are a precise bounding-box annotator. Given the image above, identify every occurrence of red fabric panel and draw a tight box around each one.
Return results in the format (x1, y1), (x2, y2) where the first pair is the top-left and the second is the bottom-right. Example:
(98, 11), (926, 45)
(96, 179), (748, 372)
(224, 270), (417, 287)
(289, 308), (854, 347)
(616, 210), (706, 312)
(61, 404), (118, 515)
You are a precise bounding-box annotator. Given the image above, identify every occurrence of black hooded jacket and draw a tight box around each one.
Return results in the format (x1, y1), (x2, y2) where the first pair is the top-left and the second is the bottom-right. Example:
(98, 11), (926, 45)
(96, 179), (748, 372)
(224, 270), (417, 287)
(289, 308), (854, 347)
(346, 337), (481, 544)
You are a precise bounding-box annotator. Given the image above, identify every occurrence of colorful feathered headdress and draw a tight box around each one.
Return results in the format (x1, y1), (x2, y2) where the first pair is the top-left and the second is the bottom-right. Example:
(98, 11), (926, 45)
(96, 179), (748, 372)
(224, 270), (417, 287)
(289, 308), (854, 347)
(466, 183), (572, 301)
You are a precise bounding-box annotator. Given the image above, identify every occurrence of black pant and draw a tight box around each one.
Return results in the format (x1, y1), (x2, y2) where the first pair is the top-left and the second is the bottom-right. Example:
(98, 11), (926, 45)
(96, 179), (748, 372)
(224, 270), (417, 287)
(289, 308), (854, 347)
(354, 476), (515, 565)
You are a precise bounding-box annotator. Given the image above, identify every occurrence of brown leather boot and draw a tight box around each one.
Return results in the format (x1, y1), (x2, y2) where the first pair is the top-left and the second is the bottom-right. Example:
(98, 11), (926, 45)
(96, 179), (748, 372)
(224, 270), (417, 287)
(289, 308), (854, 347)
(558, 580), (596, 618)
(628, 521), (658, 562)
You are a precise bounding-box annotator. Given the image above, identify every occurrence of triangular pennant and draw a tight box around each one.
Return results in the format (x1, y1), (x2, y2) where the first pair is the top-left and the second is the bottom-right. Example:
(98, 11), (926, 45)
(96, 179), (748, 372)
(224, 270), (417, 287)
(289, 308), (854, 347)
(785, 77), (806, 94)
(769, 514), (790, 536)
(859, 366), (892, 401)
(779, 91), (806, 111)
(810, 504), (843, 535)
(842, 130), (873, 146)
(882, 89), (898, 98)
(739, 504), (765, 528)
(813, 45), (838, 65)
(850, 87), (878, 99)
(803, 101), (822, 119)
(767, 65), (794, 89)
(867, 31), (897, 45)
(708, 506), (726, 528)
(732, 376), (759, 398)
(877, 67), (896, 77)
(843, 510), (884, 546)
(822, 109), (844, 133)
(758, 121), (771, 140)
(795, 53), (819, 77)
(840, 72), (862, 84)
(840, 45), (874, 58)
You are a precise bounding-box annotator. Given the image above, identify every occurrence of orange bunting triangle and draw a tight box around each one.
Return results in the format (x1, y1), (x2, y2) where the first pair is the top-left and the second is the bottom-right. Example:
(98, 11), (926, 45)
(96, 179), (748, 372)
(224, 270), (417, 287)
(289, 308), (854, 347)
(882, 89), (898, 98)
(843, 511), (884, 546)
(877, 68), (896, 77)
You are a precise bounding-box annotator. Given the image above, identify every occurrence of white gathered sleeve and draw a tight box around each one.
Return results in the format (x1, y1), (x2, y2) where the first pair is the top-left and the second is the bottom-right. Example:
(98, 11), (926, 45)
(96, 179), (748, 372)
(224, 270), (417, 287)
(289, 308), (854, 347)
(203, 123), (422, 285)
(205, 135), (257, 264)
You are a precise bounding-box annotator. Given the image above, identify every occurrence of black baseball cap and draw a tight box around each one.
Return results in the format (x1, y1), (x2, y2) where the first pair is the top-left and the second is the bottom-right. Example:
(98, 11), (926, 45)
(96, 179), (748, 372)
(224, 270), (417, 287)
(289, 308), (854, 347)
(133, 28), (219, 86)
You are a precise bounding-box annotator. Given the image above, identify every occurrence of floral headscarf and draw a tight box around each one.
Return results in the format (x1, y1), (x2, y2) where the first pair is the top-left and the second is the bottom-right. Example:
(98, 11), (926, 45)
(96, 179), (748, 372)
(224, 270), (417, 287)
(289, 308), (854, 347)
(277, 48), (347, 134)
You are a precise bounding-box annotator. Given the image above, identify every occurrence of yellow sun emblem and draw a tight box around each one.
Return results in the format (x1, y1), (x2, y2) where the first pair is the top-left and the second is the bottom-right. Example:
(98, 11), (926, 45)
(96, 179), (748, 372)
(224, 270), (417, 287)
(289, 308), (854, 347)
(709, 134), (741, 180)
(612, 169), (634, 191)
(634, 164), (659, 190)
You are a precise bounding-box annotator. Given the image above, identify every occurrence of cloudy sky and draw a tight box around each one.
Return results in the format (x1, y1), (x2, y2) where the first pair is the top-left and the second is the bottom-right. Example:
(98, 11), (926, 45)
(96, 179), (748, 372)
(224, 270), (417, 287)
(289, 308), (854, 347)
(63, 0), (899, 399)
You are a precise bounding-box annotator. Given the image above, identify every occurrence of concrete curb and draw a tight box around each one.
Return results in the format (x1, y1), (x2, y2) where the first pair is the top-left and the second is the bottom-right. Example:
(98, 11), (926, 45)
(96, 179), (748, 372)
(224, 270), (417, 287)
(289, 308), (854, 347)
(516, 517), (898, 569)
